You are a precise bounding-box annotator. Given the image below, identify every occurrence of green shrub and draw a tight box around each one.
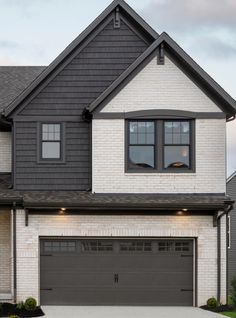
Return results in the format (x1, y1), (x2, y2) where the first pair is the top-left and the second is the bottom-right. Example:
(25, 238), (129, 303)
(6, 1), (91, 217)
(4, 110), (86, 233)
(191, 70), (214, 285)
(207, 297), (218, 308)
(230, 276), (236, 308)
(24, 297), (37, 311)
(8, 315), (19, 318)
(16, 301), (24, 310)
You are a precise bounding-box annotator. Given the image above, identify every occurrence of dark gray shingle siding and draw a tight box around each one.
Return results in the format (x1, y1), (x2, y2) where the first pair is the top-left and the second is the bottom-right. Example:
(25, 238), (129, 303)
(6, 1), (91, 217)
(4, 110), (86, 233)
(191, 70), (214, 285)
(19, 19), (148, 117)
(227, 175), (236, 285)
(15, 121), (91, 190)
(13, 15), (151, 190)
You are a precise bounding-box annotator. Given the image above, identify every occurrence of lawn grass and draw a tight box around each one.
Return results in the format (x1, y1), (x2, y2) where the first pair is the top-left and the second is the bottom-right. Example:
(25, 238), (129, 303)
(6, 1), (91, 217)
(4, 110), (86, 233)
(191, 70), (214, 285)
(221, 312), (236, 318)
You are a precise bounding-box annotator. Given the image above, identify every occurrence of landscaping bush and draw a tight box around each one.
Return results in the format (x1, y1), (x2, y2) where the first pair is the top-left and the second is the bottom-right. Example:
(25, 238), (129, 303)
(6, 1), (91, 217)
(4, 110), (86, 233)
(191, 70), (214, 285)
(0, 300), (44, 317)
(16, 301), (24, 310)
(207, 297), (218, 309)
(24, 298), (37, 312)
(230, 276), (236, 308)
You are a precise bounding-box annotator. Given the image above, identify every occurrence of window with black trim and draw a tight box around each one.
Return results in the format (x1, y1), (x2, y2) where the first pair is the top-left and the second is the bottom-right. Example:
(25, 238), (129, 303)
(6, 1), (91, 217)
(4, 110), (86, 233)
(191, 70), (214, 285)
(41, 123), (62, 160)
(126, 119), (194, 172)
(164, 121), (190, 169)
(128, 121), (155, 169)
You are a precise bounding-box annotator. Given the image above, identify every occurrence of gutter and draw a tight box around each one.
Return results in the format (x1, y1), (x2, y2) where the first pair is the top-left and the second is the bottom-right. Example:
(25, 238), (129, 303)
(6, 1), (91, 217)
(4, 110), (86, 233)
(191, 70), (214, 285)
(217, 201), (234, 303)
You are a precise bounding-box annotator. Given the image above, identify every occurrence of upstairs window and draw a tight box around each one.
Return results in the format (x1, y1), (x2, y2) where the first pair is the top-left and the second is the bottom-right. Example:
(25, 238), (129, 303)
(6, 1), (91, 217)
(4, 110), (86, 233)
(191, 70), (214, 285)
(41, 123), (62, 160)
(164, 121), (190, 169)
(128, 121), (155, 169)
(126, 119), (194, 173)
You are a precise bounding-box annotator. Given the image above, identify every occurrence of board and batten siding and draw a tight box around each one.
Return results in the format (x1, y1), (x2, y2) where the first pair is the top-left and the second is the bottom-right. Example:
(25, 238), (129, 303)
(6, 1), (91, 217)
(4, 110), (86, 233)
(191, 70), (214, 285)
(227, 175), (236, 286)
(13, 14), (152, 190)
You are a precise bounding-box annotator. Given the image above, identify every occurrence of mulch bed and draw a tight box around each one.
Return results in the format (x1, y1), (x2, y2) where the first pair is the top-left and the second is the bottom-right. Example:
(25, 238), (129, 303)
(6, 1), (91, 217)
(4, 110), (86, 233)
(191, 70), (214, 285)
(0, 302), (44, 317)
(200, 304), (234, 313)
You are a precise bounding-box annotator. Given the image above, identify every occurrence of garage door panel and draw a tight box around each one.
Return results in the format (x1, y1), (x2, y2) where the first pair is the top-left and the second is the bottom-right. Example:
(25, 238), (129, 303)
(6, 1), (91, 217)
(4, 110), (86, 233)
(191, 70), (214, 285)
(41, 288), (119, 306)
(117, 271), (193, 287)
(42, 272), (116, 287)
(115, 255), (193, 270)
(40, 239), (194, 306)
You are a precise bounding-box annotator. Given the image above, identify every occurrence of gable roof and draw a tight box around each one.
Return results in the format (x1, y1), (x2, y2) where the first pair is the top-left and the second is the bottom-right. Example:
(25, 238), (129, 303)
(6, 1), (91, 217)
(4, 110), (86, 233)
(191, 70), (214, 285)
(3, 0), (158, 117)
(89, 32), (236, 118)
(0, 66), (45, 113)
(227, 171), (236, 183)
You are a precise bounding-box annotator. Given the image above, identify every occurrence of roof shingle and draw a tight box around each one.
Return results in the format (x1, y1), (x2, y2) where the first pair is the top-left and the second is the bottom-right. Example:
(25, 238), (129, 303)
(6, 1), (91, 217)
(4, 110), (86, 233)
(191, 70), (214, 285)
(0, 66), (45, 112)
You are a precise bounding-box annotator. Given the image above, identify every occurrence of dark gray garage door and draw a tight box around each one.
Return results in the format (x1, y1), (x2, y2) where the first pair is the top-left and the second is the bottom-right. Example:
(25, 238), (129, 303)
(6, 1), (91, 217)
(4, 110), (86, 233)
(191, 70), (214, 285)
(40, 239), (193, 306)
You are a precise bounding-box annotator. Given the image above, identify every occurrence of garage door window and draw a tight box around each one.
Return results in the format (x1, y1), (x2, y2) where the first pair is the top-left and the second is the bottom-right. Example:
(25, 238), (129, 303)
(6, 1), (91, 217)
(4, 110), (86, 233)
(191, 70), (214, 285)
(158, 241), (190, 252)
(120, 241), (152, 252)
(175, 242), (190, 251)
(43, 241), (76, 253)
(158, 241), (173, 251)
(81, 241), (113, 252)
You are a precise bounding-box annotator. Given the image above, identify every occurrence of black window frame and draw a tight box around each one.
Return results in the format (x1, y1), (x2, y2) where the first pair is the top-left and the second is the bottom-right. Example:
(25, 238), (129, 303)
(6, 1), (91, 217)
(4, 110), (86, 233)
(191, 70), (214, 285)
(127, 120), (156, 171)
(37, 122), (66, 164)
(125, 119), (195, 173)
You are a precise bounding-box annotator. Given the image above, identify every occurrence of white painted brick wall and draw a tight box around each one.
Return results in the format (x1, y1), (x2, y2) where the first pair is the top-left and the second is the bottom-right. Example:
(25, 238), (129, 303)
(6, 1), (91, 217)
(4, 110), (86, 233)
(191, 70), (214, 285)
(0, 211), (11, 293)
(92, 118), (226, 193)
(0, 132), (11, 172)
(102, 56), (221, 113)
(16, 210), (226, 306)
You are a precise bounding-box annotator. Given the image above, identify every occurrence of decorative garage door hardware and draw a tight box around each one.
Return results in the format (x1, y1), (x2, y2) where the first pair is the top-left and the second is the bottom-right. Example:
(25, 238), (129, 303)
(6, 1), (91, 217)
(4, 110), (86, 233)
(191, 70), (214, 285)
(114, 274), (119, 283)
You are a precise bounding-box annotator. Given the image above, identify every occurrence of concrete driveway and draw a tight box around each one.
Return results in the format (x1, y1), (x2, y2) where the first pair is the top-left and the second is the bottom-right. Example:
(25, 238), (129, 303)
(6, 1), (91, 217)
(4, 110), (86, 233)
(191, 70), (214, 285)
(42, 306), (222, 318)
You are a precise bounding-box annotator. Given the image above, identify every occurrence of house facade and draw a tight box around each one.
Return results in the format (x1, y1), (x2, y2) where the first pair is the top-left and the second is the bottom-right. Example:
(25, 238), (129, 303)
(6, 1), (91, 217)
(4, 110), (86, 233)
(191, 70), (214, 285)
(0, 0), (235, 307)
(227, 172), (236, 288)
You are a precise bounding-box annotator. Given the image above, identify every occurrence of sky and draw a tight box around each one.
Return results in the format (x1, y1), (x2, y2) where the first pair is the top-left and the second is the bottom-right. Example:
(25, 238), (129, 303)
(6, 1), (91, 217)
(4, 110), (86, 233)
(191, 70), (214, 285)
(0, 0), (235, 177)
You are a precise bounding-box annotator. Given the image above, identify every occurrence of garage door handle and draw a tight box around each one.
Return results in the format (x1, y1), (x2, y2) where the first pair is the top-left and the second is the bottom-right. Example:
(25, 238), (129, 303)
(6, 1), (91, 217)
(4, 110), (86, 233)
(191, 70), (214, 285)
(181, 289), (193, 292)
(114, 274), (119, 283)
(40, 288), (53, 291)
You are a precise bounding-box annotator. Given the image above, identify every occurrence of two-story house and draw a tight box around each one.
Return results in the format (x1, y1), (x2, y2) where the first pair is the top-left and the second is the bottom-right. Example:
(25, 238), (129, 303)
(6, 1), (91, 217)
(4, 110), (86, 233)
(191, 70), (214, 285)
(0, 0), (235, 307)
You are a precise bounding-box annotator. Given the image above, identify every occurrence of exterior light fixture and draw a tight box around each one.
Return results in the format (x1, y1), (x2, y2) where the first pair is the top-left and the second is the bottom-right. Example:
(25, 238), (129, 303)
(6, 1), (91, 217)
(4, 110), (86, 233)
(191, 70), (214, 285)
(59, 208), (66, 215)
(182, 208), (188, 212)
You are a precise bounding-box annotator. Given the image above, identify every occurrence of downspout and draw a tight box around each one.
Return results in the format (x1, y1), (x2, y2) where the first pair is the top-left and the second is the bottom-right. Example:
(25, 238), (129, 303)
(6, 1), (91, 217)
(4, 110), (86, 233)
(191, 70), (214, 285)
(217, 202), (234, 303)
(226, 213), (229, 304)
(12, 202), (17, 303)
(217, 217), (221, 303)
